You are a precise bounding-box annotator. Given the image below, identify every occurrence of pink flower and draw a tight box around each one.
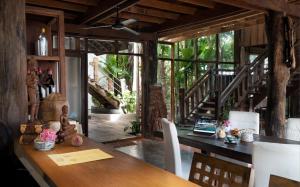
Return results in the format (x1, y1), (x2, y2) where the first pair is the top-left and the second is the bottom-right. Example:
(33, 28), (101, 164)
(223, 120), (230, 127)
(40, 129), (57, 142)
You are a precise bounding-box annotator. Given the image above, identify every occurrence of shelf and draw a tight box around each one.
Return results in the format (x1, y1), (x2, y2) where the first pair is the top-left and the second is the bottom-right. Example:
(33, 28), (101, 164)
(27, 55), (60, 61)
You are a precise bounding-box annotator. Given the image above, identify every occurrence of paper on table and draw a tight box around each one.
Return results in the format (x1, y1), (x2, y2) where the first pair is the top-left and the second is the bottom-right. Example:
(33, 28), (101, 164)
(48, 149), (113, 166)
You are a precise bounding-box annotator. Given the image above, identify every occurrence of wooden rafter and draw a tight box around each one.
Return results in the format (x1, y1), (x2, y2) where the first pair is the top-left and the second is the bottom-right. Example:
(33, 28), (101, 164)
(119, 12), (166, 24)
(211, 0), (300, 17)
(80, 0), (138, 25)
(158, 11), (264, 41)
(126, 6), (180, 20)
(26, 0), (88, 13)
(177, 0), (215, 9)
(138, 0), (197, 15)
(60, 0), (98, 6)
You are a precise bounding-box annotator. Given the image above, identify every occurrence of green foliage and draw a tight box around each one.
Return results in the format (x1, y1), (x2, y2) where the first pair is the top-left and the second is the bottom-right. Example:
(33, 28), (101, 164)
(124, 120), (141, 135)
(157, 44), (171, 58)
(120, 90), (136, 113)
(92, 96), (103, 107)
(198, 35), (216, 61)
(219, 31), (234, 62)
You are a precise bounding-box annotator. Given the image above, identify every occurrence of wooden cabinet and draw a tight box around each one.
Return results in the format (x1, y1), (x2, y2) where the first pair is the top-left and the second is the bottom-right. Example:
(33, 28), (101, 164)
(26, 6), (66, 96)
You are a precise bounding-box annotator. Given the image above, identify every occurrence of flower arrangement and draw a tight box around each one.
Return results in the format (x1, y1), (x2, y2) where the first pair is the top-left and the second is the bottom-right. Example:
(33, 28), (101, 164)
(34, 129), (57, 151)
(39, 129), (57, 142)
(220, 119), (231, 132)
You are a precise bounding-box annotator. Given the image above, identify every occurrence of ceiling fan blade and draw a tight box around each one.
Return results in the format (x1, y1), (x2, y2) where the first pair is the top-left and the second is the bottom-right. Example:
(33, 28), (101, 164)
(80, 25), (112, 29)
(121, 19), (137, 26)
(122, 27), (140, 35)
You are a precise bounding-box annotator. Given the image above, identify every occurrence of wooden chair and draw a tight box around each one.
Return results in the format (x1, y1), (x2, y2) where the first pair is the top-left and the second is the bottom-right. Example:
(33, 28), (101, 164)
(189, 152), (251, 187)
(269, 175), (300, 187)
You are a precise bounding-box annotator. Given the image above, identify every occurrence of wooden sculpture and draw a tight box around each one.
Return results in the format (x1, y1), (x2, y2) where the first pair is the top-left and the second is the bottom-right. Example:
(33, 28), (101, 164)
(26, 57), (40, 122)
(56, 105), (77, 143)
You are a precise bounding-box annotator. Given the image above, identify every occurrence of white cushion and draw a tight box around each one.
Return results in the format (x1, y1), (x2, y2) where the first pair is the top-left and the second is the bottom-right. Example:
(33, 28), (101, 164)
(229, 111), (260, 134)
(253, 142), (300, 187)
(285, 118), (300, 141)
(161, 118), (182, 177)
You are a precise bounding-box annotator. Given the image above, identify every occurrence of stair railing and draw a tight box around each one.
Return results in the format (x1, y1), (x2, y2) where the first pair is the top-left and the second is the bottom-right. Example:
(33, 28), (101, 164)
(215, 50), (269, 119)
(179, 68), (213, 123)
(97, 68), (123, 97)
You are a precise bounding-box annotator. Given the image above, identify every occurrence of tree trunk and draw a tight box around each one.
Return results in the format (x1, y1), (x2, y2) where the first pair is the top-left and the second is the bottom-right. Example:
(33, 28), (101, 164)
(265, 11), (291, 137)
(0, 0), (27, 134)
(141, 40), (158, 137)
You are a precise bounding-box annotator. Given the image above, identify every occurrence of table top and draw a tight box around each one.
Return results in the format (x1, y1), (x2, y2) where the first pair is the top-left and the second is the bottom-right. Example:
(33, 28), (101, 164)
(155, 127), (300, 164)
(15, 137), (198, 187)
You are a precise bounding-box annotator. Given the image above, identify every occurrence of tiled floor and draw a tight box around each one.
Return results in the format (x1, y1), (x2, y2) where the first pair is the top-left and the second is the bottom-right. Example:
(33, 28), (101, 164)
(88, 113), (137, 143)
(115, 139), (199, 180)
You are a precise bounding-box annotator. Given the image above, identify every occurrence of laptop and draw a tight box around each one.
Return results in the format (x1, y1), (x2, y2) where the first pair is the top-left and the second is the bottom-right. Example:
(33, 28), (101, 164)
(193, 118), (217, 135)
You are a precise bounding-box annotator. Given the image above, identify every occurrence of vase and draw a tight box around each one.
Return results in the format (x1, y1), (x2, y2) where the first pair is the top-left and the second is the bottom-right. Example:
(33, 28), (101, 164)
(34, 139), (55, 151)
(216, 127), (226, 139)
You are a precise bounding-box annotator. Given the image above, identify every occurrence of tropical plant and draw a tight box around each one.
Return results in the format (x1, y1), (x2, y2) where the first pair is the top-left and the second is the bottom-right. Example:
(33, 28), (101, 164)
(124, 120), (141, 135)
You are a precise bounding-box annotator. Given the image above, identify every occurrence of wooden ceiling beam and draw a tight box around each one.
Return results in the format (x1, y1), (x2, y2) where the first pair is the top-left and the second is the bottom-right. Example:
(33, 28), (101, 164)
(138, 0), (197, 15)
(60, 0), (98, 6)
(64, 23), (155, 41)
(211, 0), (300, 18)
(118, 12), (166, 24)
(26, 0), (88, 13)
(177, 0), (215, 9)
(126, 6), (180, 20)
(160, 11), (265, 42)
(79, 0), (138, 25)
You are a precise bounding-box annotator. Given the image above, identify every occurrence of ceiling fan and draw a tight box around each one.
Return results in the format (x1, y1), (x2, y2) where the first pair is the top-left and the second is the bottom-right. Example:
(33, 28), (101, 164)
(81, 7), (140, 35)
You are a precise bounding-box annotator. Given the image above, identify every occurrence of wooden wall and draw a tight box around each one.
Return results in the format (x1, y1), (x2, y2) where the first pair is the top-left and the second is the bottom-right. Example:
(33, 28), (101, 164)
(240, 23), (267, 47)
(0, 0), (27, 133)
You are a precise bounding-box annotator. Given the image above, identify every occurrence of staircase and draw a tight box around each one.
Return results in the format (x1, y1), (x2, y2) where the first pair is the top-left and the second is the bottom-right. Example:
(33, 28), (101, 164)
(179, 49), (269, 124)
(88, 68), (122, 109)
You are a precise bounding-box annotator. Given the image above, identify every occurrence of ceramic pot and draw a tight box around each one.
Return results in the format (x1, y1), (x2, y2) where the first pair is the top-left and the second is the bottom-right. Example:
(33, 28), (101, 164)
(34, 139), (55, 151)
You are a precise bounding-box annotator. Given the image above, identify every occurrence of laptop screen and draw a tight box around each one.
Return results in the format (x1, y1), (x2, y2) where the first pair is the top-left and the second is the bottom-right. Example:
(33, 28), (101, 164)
(193, 118), (217, 134)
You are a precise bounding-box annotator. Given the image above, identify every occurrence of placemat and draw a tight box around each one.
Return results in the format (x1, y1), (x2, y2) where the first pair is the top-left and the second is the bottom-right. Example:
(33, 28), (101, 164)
(48, 149), (113, 166)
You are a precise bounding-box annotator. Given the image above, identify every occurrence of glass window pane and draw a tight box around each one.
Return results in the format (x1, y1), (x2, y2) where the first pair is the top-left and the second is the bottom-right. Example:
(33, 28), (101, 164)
(158, 44), (171, 58)
(219, 31), (234, 62)
(198, 35), (216, 61)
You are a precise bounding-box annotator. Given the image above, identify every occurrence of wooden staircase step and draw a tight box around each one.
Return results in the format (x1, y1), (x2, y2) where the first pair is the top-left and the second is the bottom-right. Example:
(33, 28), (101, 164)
(202, 101), (215, 106)
(199, 107), (215, 111)
(192, 112), (215, 118)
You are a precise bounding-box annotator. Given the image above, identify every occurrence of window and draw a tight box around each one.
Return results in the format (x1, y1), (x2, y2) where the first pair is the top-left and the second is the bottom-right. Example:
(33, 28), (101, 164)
(219, 31), (234, 62)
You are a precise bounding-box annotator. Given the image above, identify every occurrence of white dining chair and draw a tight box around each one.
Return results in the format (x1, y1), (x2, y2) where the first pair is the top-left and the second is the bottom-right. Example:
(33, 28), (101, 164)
(253, 142), (300, 187)
(161, 118), (182, 178)
(229, 111), (260, 134)
(285, 118), (300, 141)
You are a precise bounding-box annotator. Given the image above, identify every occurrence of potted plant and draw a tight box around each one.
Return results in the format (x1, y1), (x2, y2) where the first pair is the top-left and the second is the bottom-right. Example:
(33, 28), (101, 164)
(34, 129), (57, 151)
(124, 121), (141, 135)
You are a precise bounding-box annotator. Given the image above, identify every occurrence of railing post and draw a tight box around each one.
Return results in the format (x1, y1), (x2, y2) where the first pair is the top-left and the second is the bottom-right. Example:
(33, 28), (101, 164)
(179, 88), (185, 124)
(215, 90), (220, 120)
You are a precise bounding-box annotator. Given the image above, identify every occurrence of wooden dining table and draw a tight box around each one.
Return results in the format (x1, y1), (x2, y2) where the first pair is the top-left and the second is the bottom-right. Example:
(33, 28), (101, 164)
(155, 127), (300, 164)
(15, 137), (198, 187)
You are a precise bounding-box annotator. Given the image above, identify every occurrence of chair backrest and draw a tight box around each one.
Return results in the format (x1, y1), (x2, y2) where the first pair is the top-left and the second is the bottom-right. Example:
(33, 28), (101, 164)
(229, 111), (260, 134)
(189, 152), (251, 187)
(161, 118), (182, 177)
(253, 142), (300, 187)
(269, 175), (300, 187)
(285, 118), (300, 141)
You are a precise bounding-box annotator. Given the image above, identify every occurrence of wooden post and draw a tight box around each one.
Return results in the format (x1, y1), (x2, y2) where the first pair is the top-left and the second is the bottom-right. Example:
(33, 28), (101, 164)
(141, 40), (158, 137)
(179, 88), (185, 124)
(0, 0), (27, 133)
(215, 34), (220, 119)
(265, 11), (292, 137)
(171, 43), (175, 122)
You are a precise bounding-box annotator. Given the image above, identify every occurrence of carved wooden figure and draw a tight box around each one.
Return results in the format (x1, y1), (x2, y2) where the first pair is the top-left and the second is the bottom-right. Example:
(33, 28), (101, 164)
(56, 105), (77, 143)
(26, 57), (40, 122)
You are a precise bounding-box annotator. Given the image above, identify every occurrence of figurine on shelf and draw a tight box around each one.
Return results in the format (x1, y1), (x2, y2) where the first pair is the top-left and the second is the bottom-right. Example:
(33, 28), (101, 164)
(56, 105), (77, 144)
(26, 57), (40, 122)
